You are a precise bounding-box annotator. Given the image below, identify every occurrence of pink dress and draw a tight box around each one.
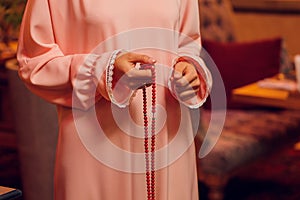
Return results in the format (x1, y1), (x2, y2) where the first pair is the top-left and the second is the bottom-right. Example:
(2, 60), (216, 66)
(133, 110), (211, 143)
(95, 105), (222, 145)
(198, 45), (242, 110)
(17, 0), (212, 199)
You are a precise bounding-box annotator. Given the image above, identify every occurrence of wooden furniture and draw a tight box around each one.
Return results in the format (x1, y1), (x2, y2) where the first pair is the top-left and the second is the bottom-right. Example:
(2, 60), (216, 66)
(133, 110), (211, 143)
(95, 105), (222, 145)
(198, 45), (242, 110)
(232, 81), (300, 110)
(0, 186), (22, 200)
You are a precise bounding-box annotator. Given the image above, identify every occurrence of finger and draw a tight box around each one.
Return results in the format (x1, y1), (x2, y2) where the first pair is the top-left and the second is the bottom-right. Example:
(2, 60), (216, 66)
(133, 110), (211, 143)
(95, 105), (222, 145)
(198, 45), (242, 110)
(175, 78), (200, 93)
(175, 73), (198, 88)
(176, 89), (198, 101)
(127, 52), (156, 64)
(140, 63), (154, 70)
(173, 62), (186, 79)
(127, 68), (152, 81)
(176, 64), (198, 86)
(173, 62), (196, 81)
(122, 68), (153, 90)
(174, 75), (200, 101)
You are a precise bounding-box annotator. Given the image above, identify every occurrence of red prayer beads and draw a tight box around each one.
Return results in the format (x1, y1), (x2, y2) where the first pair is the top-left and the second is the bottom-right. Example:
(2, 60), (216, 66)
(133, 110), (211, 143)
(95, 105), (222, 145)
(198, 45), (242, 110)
(142, 65), (156, 200)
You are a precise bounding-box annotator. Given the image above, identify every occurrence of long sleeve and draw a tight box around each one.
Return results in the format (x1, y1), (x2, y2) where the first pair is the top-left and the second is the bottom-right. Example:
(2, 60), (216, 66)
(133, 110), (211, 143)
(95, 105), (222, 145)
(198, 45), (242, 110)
(17, 0), (111, 110)
(174, 0), (212, 108)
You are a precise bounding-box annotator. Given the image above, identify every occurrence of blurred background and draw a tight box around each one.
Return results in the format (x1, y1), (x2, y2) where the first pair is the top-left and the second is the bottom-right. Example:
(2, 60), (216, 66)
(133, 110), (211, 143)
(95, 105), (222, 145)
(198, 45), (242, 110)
(1, 0), (300, 200)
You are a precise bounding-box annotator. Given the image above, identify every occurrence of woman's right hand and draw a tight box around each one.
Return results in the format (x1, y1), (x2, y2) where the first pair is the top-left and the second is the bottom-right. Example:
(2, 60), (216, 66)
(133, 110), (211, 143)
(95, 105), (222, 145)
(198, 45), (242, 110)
(113, 52), (156, 90)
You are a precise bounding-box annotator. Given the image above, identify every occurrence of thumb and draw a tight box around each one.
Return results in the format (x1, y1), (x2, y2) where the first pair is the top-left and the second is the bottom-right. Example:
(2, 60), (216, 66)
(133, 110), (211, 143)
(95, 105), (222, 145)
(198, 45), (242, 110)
(128, 53), (156, 64)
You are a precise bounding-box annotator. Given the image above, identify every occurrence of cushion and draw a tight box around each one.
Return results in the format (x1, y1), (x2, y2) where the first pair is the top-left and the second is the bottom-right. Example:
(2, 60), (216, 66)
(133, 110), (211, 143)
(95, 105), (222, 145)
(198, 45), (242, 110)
(202, 37), (282, 109)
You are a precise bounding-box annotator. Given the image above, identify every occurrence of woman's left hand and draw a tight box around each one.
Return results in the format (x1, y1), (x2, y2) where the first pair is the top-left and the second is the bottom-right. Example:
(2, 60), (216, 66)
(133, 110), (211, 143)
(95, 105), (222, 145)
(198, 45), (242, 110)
(171, 61), (201, 101)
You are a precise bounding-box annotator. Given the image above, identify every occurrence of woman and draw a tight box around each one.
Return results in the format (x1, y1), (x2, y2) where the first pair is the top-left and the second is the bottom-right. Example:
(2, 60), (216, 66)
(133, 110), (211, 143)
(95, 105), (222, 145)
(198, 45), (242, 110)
(17, 0), (212, 199)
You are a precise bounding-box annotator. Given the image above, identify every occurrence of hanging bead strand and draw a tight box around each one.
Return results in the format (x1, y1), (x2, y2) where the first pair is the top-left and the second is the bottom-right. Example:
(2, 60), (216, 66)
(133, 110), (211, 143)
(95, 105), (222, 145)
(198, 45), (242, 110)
(143, 86), (151, 199)
(150, 67), (156, 200)
(142, 64), (156, 200)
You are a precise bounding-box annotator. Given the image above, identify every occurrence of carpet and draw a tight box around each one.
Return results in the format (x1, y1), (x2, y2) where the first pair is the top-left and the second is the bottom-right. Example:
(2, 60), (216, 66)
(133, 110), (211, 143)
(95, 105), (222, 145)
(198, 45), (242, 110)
(223, 143), (300, 200)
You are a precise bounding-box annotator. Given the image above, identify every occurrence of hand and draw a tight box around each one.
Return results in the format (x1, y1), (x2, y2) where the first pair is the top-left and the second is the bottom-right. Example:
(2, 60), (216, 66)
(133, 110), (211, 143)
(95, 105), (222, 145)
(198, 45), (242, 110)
(171, 61), (201, 101)
(114, 52), (156, 90)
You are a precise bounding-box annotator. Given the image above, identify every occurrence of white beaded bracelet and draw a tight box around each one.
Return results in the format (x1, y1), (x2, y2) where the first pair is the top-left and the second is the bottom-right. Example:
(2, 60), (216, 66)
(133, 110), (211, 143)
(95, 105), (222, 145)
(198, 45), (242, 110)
(106, 49), (124, 106)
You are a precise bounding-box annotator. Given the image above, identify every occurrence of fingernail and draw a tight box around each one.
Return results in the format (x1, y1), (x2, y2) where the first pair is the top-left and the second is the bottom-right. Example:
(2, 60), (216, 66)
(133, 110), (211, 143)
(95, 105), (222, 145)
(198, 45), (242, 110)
(149, 57), (156, 63)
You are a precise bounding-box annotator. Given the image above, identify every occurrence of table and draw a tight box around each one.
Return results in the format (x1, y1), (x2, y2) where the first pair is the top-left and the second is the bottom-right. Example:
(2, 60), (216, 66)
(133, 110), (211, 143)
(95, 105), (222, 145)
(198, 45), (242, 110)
(0, 186), (22, 200)
(232, 81), (300, 110)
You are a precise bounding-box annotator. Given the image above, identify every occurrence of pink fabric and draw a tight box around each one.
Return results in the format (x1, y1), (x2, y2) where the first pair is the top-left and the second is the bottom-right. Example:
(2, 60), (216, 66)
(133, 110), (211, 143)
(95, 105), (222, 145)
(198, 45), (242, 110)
(17, 0), (211, 199)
